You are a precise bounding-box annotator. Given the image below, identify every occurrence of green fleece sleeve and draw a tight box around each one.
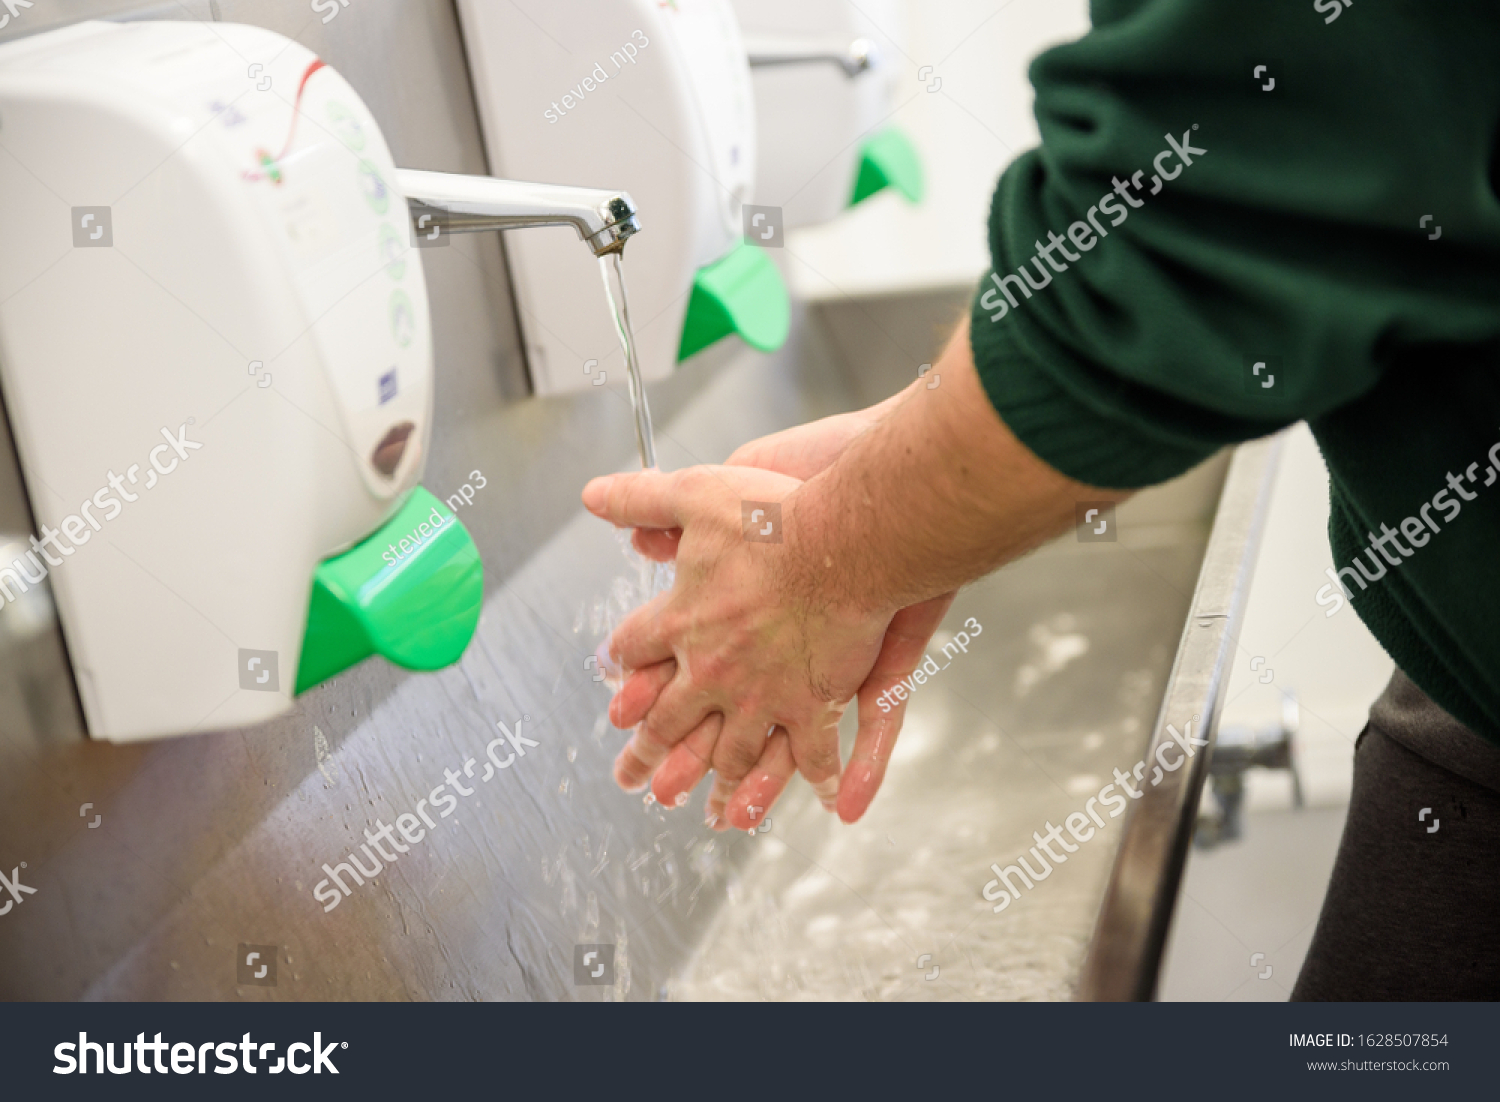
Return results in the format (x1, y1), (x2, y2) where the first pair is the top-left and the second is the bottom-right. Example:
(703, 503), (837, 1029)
(970, 0), (1500, 489)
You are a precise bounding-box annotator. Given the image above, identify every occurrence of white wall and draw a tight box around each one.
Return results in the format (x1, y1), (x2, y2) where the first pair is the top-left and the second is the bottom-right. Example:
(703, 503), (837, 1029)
(786, 0), (1093, 298)
(1220, 424), (1393, 809)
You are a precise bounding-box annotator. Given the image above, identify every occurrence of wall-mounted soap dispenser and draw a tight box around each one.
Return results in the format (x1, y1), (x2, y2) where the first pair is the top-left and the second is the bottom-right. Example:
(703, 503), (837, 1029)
(0, 20), (640, 743)
(0, 19), (481, 741)
(456, 0), (789, 395)
(734, 0), (923, 231)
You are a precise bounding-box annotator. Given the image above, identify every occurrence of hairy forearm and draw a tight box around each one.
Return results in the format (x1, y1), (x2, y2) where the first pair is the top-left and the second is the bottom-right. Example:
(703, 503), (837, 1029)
(785, 318), (1129, 617)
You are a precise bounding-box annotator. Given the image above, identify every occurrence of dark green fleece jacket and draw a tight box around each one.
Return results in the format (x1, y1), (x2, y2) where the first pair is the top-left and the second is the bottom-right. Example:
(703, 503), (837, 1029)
(971, 0), (1500, 744)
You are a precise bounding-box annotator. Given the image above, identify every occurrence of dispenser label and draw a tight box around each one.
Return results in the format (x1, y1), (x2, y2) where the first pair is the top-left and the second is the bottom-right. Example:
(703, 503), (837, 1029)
(356, 158), (390, 214)
(389, 290), (416, 348)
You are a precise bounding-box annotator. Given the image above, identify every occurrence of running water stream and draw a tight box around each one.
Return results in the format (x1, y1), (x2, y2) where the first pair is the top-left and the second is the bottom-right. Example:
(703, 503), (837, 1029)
(586, 250), (671, 694)
(599, 252), (656, 470)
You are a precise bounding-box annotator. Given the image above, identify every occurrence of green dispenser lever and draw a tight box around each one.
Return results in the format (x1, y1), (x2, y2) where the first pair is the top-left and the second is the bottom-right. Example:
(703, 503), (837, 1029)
(295, 487), (483, 693)
(850, 126), (924, 207)
(677, 240), (791, 362)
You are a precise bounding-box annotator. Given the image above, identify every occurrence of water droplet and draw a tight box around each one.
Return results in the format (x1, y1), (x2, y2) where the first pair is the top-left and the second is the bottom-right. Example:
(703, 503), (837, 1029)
(673, 792), (688, 807)
(566, 746), (577, 763)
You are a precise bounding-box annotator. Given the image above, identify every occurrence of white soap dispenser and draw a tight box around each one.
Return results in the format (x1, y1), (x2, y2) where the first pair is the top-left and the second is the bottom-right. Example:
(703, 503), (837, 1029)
(734, 0), (922, 231)
(456, 0), (789, 396)
(0, 20), (658, 742)
(0, 21), (477, 741)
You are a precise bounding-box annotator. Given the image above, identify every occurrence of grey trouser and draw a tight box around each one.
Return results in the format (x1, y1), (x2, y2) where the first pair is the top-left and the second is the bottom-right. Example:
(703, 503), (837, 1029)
(1292, 670), (1500, 1000)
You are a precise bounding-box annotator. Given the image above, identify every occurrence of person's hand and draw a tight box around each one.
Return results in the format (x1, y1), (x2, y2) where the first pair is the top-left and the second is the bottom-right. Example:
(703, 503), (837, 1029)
(583, 464), (895, 830)
(596, 404), (957, 828)
(609, 586), (954, 827)
(628, 406), (887, 563)
(611, 406), (956, 827)
(595, 316), (1121, 828)
(725, 407), (888, 478)
(834, 590), (954, 822)
(722, 411), (959, 807)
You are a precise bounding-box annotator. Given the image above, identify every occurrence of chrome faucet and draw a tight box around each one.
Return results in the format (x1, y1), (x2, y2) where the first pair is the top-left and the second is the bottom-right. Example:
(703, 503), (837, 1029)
(394, 169), (641, 257)
(743, 37), (877, 78)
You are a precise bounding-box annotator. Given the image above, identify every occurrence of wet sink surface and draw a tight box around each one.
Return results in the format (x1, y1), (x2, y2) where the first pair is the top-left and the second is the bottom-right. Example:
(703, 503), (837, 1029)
(0, 281), (1222, 1002)
(667, 525), (1210, 1000)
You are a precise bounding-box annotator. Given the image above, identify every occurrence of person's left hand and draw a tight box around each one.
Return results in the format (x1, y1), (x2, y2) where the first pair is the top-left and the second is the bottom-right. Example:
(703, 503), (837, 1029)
(583, 464), (895, 829)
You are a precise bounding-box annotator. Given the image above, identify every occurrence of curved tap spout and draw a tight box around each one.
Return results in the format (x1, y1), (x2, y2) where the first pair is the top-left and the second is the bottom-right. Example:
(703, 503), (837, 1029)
(743, 37), (877, 78)
(394, 169), (641, 257)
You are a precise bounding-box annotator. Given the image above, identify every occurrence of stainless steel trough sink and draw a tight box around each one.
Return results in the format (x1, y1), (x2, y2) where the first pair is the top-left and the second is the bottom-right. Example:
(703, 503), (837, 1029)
(0, 284), (1274, 1001)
